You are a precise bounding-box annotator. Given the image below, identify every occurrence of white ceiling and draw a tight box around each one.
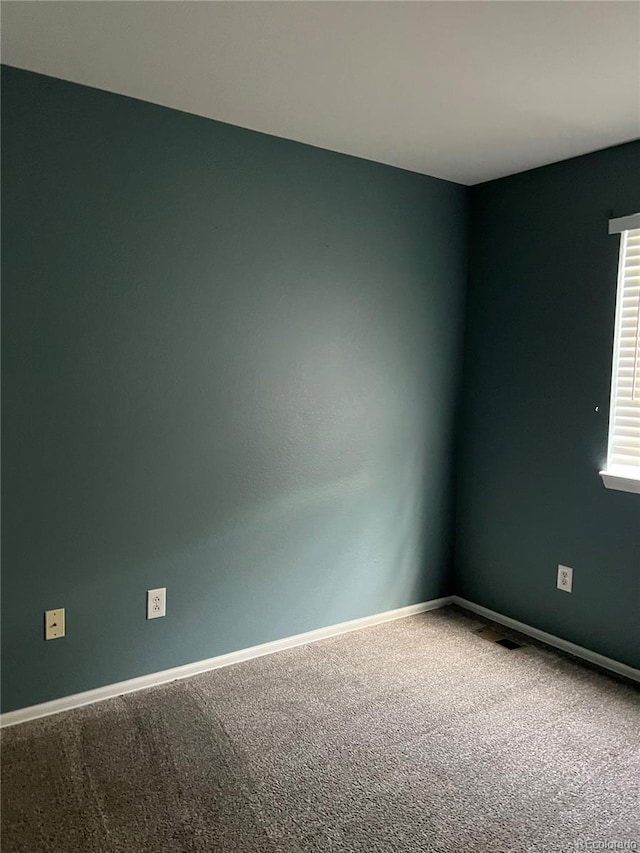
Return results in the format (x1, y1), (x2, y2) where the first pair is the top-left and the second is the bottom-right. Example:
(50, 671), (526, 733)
(2, 1), (639, 185)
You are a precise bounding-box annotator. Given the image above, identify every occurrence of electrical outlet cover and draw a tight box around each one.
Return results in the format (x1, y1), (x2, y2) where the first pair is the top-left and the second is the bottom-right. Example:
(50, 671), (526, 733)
(147, 588), (166, 619)
(557, 565), (573, 593)
(45, 608), (65, 640)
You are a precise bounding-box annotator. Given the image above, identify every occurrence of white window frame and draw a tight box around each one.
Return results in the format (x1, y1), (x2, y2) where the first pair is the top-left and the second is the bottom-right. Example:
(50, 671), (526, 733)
(600, 212), (640, 495)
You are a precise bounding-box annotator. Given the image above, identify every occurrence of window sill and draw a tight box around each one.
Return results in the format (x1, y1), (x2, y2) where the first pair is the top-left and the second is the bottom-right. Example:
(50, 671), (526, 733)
(599, 469), (640, 495)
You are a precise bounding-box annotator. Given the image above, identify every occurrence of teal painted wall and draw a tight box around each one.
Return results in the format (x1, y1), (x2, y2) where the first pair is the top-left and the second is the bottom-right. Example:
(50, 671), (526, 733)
(1, 67), (467, 712)
(456, 142), (640, 668)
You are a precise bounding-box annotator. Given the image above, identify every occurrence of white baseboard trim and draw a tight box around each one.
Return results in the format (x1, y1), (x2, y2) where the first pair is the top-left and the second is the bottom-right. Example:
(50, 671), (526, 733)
(0, 596), (453, 728)
(451, 596), (640, 684)
(3, 593), (636, 728)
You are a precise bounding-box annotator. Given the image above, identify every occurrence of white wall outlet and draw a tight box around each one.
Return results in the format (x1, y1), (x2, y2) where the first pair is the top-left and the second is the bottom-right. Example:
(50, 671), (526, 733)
(147, 588), (166, 619)
(557, 565), (573, 593)
(45, 608), (65, 640)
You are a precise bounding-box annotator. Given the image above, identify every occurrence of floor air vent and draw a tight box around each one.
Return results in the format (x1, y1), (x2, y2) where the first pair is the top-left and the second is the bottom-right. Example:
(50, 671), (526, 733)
(495, 637), (522, 650)
(475, 626), (523, 649)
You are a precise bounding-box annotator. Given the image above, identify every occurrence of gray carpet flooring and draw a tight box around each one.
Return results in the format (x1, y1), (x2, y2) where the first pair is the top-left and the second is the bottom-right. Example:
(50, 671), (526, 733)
(2, 606), (639, 852)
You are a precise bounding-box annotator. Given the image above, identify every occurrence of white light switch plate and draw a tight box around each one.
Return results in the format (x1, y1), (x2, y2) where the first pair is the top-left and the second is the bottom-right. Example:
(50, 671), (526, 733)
(45, 608), (65, 640)
(557, 565), (573, 593)
(147, 588), (166, 619)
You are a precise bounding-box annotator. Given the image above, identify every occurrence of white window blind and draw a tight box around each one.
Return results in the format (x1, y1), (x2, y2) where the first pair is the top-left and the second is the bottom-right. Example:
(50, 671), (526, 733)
(601, 214), (640, 494)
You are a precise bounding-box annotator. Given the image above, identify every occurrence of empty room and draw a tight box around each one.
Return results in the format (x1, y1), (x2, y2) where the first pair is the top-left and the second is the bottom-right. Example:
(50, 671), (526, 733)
(1, 2), (639, 851)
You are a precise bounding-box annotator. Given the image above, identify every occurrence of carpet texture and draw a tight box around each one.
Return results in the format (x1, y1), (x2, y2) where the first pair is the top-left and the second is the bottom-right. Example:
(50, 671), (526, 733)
(2, 606), (639, 852)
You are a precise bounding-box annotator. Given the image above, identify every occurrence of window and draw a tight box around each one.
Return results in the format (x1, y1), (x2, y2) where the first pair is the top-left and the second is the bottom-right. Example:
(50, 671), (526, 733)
(600, 213), (640, 494)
